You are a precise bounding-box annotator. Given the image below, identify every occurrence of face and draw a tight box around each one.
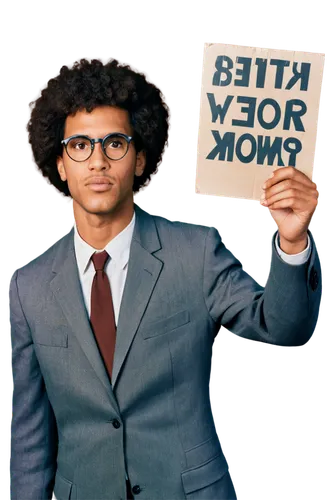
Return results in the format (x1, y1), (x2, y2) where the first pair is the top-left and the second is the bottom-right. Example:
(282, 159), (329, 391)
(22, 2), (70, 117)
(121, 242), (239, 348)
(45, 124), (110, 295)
(57, 105), (146, 220)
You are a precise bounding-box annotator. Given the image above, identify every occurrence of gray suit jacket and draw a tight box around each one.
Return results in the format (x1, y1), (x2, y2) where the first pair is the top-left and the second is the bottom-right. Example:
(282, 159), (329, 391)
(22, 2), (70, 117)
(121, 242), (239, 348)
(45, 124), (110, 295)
(9, 202), (321, 500)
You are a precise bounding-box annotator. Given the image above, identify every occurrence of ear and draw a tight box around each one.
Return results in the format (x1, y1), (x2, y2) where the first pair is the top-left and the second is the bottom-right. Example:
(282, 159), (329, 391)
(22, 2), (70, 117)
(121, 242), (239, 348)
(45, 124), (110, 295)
(57, 156), (67, 182)
(135, 150), (146, 177)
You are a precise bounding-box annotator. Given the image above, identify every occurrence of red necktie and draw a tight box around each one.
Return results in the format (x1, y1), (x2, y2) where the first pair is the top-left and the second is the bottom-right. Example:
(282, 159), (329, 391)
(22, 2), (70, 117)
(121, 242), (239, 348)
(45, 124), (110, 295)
(90, 250), (116, 382)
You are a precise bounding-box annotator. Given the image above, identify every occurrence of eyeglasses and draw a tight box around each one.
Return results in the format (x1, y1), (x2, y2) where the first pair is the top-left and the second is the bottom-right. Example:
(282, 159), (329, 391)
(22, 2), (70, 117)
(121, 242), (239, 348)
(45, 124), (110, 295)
(61, 133), (133, 162)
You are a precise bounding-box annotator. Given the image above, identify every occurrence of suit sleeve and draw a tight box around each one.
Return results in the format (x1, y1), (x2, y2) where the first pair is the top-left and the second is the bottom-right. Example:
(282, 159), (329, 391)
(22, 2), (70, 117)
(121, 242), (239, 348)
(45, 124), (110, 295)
(203, 227), (321, 346)
(9, 269), (58, 500)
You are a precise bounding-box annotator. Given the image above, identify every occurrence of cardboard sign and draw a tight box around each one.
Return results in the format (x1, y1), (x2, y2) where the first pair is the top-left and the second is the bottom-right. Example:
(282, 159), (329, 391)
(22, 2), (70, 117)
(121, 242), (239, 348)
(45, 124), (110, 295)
(195, 43), (325, 200)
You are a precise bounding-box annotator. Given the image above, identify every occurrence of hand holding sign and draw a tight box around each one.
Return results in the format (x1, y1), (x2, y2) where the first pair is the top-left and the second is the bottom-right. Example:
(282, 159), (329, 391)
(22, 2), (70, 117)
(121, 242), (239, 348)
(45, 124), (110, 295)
(261, 166), (318, 253)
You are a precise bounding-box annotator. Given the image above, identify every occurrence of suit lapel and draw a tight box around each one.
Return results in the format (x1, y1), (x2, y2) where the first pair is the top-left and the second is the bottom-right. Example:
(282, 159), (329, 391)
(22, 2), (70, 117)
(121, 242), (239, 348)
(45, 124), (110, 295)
(111, 233), (163, 387)
(50, 203), (163, 403)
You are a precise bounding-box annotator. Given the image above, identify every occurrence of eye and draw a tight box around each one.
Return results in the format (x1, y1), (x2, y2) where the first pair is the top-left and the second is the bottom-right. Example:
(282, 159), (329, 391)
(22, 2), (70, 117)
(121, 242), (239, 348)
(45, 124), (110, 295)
(72, 141), (88, 150)
(104, 135), (127, 151)
(109, 140), (121, 149)
(67, 137), (91, 151)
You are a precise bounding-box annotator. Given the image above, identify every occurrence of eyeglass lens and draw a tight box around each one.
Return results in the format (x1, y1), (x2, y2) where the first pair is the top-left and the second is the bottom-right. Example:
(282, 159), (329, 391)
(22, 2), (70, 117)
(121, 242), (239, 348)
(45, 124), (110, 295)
(66, 135), (129, 161)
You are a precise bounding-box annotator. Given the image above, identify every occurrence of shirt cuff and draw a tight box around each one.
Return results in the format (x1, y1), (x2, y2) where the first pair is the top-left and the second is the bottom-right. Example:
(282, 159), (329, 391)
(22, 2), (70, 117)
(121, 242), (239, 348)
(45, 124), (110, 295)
(275, 232), (311, 265)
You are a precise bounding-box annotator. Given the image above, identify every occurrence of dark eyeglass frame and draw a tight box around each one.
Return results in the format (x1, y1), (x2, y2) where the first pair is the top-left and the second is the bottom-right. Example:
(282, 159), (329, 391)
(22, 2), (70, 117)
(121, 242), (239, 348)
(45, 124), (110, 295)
(61, 133), (134, 162)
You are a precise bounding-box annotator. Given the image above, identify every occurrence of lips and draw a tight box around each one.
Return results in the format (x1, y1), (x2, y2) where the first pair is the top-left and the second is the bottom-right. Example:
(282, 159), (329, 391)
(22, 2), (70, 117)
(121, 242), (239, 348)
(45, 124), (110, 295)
(88, 184), (112, 192)
(86, 177), (112, 185)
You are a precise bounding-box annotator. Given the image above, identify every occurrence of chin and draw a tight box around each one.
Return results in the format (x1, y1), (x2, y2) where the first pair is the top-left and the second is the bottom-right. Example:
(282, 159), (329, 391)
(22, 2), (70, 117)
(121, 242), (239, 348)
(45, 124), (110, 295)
(92, 205), (117, 215)
(80, 198), (116, 215)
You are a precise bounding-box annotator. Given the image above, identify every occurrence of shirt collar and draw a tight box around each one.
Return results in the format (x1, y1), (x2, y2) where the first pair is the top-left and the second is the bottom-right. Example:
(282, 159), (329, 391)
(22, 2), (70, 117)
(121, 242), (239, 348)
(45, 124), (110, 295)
(74, 210), (136, 275)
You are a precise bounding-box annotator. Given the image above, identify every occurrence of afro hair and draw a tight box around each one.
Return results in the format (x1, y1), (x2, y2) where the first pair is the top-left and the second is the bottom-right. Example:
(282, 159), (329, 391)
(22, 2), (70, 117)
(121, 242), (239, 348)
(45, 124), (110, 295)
(27, 57), (170, 196)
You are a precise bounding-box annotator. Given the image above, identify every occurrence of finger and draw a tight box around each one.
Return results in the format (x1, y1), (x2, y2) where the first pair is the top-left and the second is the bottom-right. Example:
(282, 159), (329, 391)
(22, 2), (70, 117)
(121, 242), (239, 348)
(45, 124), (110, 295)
(267, 196), (313, 211)
(265, 189), (315, 206)
(263, 188), (310, 206)
(312, 177), (322, 198)
(263, 178), (318, 200)
(263, 167), (315, 191)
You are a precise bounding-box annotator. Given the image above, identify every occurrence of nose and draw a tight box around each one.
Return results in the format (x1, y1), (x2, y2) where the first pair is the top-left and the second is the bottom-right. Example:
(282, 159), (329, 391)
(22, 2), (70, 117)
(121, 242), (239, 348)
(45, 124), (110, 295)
(88, 142), (109, 169)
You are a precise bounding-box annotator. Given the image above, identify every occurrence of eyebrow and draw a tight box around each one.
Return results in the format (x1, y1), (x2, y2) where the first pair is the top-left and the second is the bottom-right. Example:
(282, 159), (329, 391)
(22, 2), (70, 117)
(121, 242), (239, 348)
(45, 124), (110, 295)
(68, 131), (128, 138)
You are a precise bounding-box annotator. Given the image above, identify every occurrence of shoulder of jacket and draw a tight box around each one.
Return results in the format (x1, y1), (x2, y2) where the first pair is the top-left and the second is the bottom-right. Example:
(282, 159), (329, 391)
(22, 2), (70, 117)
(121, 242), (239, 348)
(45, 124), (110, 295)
(15, 228), (72, 277)
(152, 212), (211, 238)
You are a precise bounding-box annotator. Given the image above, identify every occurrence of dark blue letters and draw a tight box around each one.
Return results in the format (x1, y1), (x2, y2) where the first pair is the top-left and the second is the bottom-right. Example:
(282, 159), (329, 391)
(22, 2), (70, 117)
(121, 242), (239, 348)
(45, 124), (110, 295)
(206, 131), (302, 166)
(208, 53), (309, 167)
(212, 55), (311, 91)
(207, 93), (234, 124)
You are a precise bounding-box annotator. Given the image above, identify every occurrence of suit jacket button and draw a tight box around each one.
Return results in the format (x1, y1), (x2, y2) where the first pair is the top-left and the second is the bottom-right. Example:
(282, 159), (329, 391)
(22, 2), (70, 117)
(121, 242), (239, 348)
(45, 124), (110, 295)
(112, 419), (121, 428)
(310, 268), (319, 291)
(132, 485), (141, 494)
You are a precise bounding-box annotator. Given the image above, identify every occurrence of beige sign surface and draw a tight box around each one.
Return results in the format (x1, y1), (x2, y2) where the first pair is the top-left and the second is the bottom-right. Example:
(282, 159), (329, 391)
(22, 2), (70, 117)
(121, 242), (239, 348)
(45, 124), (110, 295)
(195, 43), (325, 200)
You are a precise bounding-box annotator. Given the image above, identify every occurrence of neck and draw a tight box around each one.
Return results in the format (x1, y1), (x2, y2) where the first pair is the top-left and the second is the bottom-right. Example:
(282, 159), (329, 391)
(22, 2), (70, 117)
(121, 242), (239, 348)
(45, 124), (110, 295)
(74, 200), (134, 250)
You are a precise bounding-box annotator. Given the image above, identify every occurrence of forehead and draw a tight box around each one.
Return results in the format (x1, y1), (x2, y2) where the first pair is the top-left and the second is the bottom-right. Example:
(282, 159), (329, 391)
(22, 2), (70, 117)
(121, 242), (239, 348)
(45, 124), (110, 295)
(64, 106), (132, 137)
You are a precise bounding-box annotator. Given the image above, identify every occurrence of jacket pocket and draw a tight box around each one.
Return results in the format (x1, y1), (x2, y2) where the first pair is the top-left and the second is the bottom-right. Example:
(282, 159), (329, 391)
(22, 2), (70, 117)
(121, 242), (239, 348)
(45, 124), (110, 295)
(34, 326), (68, 347)
(181, 450), (229, 495)
(141, 309), (190, 339)
(184, 435), (223, 469)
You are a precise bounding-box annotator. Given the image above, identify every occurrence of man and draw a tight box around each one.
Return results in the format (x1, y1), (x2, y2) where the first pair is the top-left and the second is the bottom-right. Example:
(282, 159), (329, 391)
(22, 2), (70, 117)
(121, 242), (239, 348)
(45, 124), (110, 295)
(9, 57), (321, 500)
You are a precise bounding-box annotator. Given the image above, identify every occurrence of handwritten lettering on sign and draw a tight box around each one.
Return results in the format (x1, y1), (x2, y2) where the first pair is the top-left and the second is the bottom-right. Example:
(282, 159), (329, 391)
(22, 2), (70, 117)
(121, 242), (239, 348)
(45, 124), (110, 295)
(195, 43), (325, 200)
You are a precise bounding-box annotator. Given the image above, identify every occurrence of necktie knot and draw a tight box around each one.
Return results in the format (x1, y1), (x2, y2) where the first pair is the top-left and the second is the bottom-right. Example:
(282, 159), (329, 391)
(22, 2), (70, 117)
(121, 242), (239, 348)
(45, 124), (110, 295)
(91, 250), (110, 271)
